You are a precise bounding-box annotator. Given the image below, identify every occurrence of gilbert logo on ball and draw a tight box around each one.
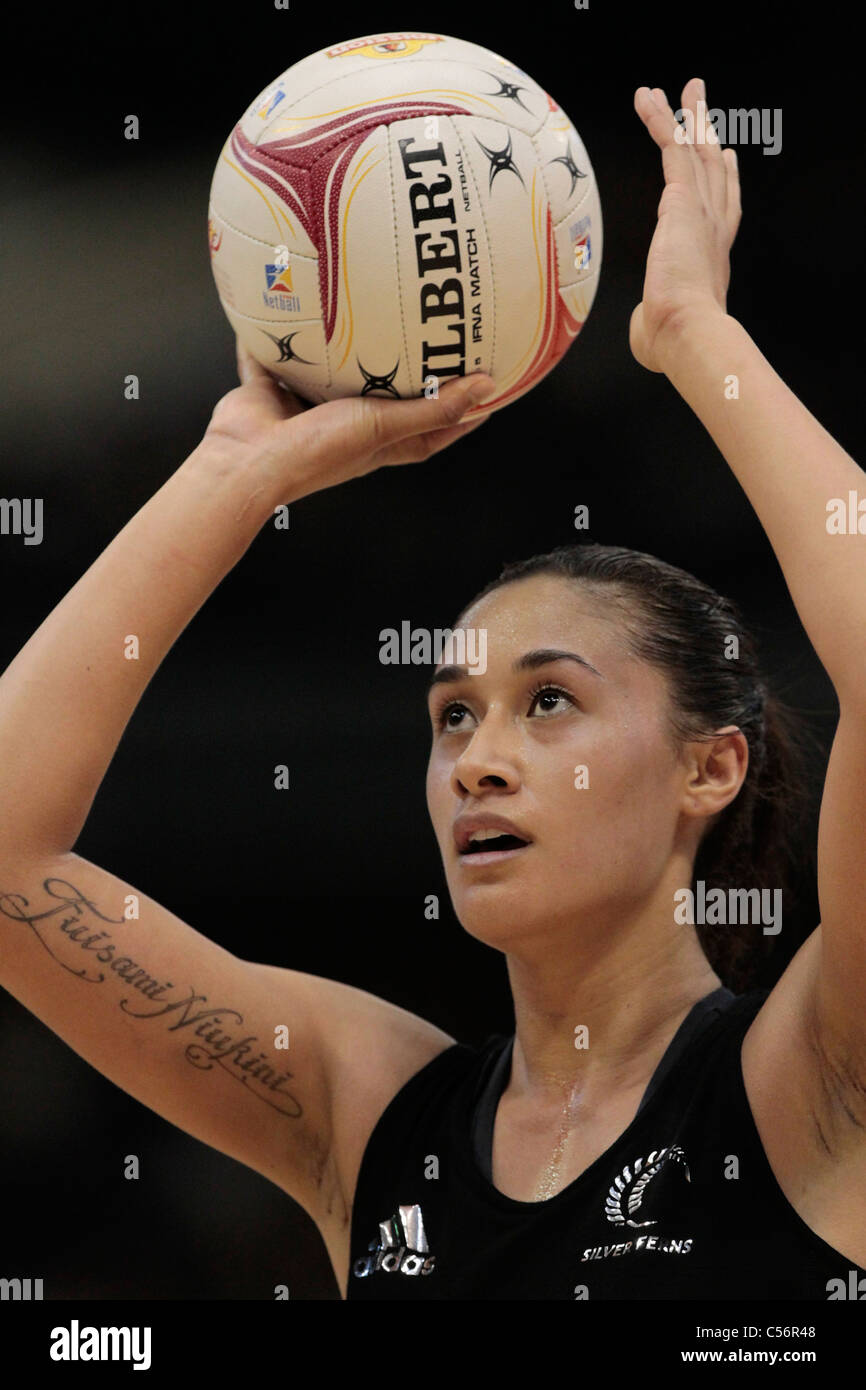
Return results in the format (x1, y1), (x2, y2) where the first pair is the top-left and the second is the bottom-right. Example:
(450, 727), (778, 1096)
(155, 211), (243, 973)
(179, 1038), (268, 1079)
(208, 32), (602, 414)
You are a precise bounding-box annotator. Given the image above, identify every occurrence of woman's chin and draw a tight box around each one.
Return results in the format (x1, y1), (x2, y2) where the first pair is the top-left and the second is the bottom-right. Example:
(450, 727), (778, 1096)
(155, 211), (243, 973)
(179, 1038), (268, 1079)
(453, 898), (548, 951)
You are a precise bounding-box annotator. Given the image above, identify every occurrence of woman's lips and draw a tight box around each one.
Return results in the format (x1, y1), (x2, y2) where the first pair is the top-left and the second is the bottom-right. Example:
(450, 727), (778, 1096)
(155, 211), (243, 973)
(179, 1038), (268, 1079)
(457, 843), (532, 867)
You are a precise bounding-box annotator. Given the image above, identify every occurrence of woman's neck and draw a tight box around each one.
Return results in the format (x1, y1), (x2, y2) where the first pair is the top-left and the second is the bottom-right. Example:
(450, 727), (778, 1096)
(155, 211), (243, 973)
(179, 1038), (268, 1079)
(504, 922), (721, 1108)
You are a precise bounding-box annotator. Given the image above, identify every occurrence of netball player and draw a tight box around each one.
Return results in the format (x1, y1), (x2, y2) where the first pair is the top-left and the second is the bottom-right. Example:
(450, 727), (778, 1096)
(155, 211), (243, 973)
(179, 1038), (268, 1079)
(0, 79), (863, 1299)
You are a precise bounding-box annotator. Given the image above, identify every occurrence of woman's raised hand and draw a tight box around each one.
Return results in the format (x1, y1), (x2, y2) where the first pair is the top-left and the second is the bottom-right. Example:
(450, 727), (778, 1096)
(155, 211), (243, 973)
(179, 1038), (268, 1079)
(630, 78), (742, 373)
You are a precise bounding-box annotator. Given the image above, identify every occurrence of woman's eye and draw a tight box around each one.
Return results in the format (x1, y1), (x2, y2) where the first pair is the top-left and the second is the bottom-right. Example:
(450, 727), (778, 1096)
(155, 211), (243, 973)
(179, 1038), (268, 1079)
(435, 685), (574, 730)
(436, 701), (473, 730)
(528, 684), (574, 717)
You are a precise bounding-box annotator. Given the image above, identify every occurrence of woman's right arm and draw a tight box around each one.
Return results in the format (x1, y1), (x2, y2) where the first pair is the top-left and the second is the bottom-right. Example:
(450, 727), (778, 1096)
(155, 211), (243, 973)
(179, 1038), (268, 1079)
(0, 350), (494, 1226)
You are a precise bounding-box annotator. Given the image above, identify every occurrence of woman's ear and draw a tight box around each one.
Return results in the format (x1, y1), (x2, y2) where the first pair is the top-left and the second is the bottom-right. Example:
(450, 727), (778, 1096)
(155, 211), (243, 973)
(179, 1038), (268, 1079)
(682, 727), (749, 820)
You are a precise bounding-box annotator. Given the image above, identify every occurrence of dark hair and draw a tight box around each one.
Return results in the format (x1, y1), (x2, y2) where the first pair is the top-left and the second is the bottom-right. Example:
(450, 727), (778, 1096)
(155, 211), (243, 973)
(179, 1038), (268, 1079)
(456, 543), (816, 991)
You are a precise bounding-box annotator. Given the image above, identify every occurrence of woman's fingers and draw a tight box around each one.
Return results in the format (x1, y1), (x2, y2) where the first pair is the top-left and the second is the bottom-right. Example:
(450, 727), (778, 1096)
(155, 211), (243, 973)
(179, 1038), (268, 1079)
(234, 338), (310, 424)
(655, 83), (713, 208)
(394, 373), (497, 441)
(723, 146), (742, 244)
(634, 85), (698, 197)
(236, 337), (275, 385)
(682, 77), (728, 217)
(376, 412), (492, 469)
(636, 80), (739, 242)
(678, 77), (741, 247)
(355, 373), (497, 454)
(265, 371), (496, 486)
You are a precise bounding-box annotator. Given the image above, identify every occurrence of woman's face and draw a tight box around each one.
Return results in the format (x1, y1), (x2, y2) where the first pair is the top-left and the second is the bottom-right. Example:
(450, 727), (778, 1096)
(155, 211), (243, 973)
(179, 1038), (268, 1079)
(425, 574), (695, 953)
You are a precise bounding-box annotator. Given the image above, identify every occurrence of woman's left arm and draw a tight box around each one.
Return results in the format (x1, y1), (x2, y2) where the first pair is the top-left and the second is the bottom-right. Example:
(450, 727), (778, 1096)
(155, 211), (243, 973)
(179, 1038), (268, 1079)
(633, 82), (866, 1057)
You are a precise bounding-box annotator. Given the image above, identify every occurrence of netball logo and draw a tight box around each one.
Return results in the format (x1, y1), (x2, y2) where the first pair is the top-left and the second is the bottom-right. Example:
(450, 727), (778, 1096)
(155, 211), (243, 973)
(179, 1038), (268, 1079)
(605, 1145), (691, 1227)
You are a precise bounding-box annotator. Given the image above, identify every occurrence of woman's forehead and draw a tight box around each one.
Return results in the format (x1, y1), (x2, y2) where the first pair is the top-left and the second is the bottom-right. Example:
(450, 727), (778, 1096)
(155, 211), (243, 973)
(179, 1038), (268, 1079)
(459, 575), (627, 652)
(449, 577), (670, 705)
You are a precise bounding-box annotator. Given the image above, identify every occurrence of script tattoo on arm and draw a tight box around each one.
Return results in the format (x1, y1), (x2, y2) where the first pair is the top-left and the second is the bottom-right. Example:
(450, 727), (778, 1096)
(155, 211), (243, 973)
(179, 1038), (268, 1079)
(0, 877), (303, 1118)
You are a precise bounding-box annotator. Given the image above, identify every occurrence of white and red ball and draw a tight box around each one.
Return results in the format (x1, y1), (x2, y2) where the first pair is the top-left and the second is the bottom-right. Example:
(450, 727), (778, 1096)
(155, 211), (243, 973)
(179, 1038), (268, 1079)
(208, 31), (602, 414)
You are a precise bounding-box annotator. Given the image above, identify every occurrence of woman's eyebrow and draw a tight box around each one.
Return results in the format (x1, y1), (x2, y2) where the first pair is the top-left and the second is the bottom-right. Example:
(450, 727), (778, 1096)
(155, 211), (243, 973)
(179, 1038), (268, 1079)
(426, 647), (605, 696)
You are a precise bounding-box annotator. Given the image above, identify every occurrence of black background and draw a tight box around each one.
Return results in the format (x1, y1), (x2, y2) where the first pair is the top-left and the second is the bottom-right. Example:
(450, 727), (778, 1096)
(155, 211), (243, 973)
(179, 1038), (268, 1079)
(0, 1), (862, 1300)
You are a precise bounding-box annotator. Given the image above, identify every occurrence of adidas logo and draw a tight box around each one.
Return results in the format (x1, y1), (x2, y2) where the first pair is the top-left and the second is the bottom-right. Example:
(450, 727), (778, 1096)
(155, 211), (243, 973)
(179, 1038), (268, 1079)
(352, 1203), (436, 1278)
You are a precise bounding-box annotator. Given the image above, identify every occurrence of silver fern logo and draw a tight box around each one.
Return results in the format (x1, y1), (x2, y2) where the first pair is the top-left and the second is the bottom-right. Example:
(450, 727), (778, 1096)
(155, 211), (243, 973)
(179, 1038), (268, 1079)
(605, 1145), (691, 1227)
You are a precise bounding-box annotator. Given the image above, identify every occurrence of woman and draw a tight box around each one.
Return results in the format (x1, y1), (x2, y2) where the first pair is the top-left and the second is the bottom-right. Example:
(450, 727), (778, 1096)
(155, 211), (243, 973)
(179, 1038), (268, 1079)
(0, 79), (863, 1300)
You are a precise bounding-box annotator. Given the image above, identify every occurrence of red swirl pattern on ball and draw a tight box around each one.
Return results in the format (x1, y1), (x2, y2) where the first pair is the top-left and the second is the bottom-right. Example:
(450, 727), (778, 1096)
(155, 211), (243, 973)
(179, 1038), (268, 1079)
(230, 102), (471, 344)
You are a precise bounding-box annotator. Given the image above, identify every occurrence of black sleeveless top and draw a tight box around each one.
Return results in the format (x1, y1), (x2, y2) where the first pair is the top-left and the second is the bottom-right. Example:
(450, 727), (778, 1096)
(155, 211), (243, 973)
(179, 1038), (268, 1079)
(347, 987), (865, 1299)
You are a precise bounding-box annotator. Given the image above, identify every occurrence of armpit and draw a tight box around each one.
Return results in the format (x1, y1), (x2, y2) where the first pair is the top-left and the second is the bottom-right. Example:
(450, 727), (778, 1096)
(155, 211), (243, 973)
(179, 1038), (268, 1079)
(805, 1011), (866, 1157)
(305, 1127), (350, 1230)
